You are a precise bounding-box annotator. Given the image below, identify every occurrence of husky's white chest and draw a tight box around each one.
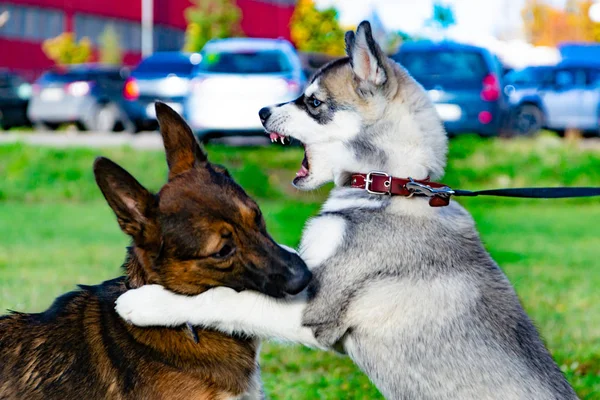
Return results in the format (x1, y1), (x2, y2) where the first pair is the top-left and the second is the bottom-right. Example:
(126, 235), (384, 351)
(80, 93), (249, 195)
(299, 214), (347, 269)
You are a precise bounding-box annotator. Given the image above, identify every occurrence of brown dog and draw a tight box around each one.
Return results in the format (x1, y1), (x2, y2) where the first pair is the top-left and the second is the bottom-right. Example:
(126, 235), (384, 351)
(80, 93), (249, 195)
(0, 103), (311, 400)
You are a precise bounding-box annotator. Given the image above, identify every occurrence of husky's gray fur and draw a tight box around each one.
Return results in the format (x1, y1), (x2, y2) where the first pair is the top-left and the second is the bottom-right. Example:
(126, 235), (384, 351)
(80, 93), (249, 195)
(116, 21), (578, 399)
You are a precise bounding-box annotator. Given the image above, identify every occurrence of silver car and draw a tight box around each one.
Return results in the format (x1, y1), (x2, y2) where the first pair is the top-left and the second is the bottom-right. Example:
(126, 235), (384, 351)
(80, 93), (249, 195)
(28, 65), (130, 132)
(506, 63), (600, 136)
(185, 38), (305, 141)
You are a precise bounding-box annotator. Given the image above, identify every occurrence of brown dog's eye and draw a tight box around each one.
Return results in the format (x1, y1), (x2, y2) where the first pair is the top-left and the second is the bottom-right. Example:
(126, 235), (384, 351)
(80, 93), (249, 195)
(212, 244), (235, 259)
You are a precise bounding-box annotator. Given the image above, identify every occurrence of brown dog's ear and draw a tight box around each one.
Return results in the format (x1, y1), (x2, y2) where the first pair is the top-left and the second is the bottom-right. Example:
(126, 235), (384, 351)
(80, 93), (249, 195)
(345, 21), (387, 87)
(155, 102), (207, 179)
(94, 157), (156, 242)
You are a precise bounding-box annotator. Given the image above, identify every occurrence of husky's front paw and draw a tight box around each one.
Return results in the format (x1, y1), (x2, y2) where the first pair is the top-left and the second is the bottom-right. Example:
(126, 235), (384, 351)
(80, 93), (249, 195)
(115, 285), (186, 327)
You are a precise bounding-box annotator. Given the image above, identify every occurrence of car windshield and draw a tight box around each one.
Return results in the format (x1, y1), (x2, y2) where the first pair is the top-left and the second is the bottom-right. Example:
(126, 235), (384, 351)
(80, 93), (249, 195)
(39, 71), (92, 83)
(38, 70), (122, 84)
(505, 67), (552, 85)
(0, 74), (15, 88)
(396, 50), (488, 81)
(135, 58), (195, 75)
(197, 50), (292, 74)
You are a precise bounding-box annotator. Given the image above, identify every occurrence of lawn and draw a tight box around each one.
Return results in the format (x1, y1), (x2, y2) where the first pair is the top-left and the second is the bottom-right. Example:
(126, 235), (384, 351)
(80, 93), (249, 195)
(0, 135), (599, 399)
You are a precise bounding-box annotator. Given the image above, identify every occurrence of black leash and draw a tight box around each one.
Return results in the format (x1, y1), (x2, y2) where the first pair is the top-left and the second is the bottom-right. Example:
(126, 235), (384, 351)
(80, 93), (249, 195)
(452, 187), (600, 199)
(404, 180), (600, 206)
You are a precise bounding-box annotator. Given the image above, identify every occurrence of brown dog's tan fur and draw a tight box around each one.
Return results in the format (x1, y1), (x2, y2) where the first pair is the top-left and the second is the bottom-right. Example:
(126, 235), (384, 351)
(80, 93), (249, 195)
(0, 103), (309, 399)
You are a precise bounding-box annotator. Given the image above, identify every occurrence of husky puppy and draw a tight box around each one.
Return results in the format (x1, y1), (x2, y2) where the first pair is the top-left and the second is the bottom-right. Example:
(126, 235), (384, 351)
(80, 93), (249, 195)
(116, 22), (577, 399)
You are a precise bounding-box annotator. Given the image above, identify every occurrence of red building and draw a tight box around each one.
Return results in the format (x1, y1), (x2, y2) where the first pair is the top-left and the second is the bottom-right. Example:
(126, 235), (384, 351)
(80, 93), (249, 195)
(0, 0), (296, 79)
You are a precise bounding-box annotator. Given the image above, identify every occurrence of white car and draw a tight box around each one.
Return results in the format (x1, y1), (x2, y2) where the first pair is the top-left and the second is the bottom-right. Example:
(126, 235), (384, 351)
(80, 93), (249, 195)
(184, 38), (305, 141)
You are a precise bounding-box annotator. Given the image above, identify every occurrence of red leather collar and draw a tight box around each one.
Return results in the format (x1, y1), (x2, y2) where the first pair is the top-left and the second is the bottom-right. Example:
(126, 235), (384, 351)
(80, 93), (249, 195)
(350, 172), (451, 207)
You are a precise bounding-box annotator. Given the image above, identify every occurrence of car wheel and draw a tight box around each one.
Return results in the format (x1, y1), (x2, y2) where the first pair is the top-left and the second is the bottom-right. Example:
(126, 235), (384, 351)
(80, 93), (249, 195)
(93, 103), (119, 132)
(513, 104), (544, 136)
(34, 122), (60, 131)
(117, 118), (142, 134)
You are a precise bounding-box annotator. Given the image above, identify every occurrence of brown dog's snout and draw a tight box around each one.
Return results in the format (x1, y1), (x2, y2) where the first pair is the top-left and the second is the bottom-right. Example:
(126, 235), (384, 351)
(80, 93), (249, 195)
(284, 265), (312, 295)
(278, 247), (312, 295)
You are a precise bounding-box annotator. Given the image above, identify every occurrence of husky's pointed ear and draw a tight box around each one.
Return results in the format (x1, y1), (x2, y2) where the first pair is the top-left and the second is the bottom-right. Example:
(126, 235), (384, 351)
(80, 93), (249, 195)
(94, 157), (157, 243)
(345, 21), (387, 87)
(155, 102), (207, 179)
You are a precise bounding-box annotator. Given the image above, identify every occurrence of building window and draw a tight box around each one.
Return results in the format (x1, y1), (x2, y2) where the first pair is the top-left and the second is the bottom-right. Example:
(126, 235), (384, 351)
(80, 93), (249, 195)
(74, 13), (144, 52)
(0, 4), (64, 41)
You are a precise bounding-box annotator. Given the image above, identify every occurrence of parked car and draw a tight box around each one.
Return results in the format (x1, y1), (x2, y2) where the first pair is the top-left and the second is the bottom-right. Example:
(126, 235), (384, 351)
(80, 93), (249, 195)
(121, 52), (200, 132)
(0, 71), (32, 130)
(28, 64), (131, 132)
(506, 61), (600, 136)
(392, 41), (507, 137)
(185, 38), (305, 141)
(503, 65), (554, 135)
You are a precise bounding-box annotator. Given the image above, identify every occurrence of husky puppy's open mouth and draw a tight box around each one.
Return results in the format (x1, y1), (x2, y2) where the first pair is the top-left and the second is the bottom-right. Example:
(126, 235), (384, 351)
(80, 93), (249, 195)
(267, 131), (310, 185)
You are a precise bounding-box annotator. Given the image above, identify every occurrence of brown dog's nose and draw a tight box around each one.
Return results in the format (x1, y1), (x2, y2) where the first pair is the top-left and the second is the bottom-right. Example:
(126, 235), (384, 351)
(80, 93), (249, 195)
(284, 267), (312, 295)
(259, 107), (271, 124)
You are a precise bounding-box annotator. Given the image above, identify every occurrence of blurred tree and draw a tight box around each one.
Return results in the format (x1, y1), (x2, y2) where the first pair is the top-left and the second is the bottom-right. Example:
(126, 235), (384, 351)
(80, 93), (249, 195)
(290, 0), (345, 56)
(98, 25), (123, 65)
(577, 0), (600, 42)
(523, 0), (600, 45)
(522, 0), (549, 45)
(182, 0), (242, 53)
(429, 1), (456, 30)
(42, 33), (93, 65)
(386, 31), (423, 54)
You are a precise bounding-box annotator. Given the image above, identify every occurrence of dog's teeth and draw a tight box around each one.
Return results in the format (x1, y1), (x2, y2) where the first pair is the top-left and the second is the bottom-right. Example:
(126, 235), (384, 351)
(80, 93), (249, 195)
(280, 137), (285, 144)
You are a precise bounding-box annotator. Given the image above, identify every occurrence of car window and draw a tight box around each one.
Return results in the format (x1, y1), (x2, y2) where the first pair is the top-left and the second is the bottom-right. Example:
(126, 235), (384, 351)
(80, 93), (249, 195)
(505, 67), (552, 86)
(585, 69), (600, 86)
(135, 58), (194, 75)
(95, 71), (125, 82)
(0, 74), (14, 88)
(553, 69), (585, 87)
(395, 50), (488, 81)
(197, 50), (292, 74)
(39, 71), (90, 83)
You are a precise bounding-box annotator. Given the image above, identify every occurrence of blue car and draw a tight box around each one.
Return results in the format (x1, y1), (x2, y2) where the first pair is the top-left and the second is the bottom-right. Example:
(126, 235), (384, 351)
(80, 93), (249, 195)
(122, 52), (200, 132)
(392, 42), (508, 136)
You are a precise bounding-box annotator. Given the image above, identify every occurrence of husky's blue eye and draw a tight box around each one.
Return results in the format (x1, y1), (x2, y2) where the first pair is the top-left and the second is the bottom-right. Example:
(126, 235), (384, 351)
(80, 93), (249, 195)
(310, 97), (322, 108)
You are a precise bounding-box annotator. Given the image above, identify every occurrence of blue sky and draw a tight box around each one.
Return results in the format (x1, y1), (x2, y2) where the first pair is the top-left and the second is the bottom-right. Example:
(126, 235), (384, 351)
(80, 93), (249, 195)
(316, 0), (569, 38)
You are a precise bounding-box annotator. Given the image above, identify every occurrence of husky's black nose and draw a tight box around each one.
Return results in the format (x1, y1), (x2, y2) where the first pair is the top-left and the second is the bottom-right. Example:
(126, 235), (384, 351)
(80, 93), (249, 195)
(259, 107), (271, 124)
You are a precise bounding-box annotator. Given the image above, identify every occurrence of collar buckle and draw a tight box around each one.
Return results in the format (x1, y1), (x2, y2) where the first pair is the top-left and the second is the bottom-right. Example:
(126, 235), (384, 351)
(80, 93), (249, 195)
(365, 171), (392, 195)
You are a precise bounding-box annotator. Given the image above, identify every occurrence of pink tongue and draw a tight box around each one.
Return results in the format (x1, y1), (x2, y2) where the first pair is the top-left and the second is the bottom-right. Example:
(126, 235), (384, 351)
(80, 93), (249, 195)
(269, 132), (280, 141)
(296, 165), (309, 177)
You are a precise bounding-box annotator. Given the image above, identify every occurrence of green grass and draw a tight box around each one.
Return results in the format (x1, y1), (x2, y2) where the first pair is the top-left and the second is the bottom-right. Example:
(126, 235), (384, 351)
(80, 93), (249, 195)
(1, 136), (599, 399)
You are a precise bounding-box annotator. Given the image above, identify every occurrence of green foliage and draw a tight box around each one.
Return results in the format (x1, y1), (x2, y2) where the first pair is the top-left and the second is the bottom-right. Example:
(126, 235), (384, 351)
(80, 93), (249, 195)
(42, 32), (93, 65)
(182, 0), (242, 53)
(429, 1), (456, 30)
(290, 0), (346, 56)
(387, 30), (424, 54)
(98, 25), (123, 65)
(1, 137), (599, 398)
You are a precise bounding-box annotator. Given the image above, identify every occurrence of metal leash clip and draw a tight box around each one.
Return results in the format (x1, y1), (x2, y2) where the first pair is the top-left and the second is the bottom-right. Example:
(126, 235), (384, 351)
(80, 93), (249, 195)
(405, 178), (455, 198)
